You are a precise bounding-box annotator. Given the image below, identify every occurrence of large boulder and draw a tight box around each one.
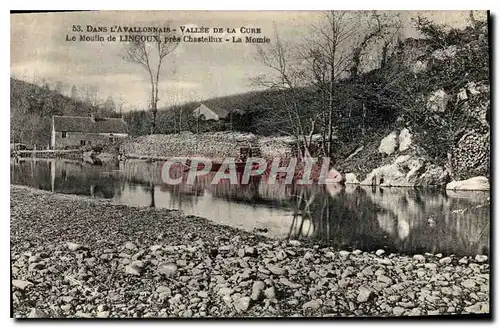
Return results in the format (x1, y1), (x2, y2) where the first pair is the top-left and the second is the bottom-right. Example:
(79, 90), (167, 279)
(360, 163), (411, 187)
(378, 131), (398, 155)
(360, 156), (448, 187)
(446, 176), (489, 191)
(398, 128), (413, 152)
(416, 164), (450, 186)
(427, 90), (449, 113)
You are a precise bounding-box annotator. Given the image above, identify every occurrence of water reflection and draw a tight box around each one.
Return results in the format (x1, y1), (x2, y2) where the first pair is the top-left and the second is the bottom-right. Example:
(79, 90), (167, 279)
(11, 158), (490, 256)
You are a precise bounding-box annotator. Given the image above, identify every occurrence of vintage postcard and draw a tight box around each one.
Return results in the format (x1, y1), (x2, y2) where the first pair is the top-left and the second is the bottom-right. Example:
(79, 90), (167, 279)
(10, 10), (490, 319)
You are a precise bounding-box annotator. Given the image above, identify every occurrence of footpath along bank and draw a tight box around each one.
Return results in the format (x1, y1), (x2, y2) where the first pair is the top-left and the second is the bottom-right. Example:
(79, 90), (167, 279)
(11, 186), (489, 318)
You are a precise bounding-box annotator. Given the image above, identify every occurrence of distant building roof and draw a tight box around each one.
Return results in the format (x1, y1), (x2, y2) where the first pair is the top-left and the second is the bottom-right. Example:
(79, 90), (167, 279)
(193, 104), (230, 120)
(52, 115), (128, 134)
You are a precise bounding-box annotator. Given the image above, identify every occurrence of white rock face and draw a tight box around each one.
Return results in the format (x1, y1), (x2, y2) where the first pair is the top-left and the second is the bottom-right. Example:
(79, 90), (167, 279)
(467, 82), (481, 95)
(360, 164), (411, 187)
(344, 173), (359, 184)
(446, 176), (490, 191)
(360, 155), (449, 187)
(411, 60), (428, 74)
(398, 128), (412, 152)
(457, 88), (468, 101)
(432, 45), (458, 60)
(378, 131), (398, 155)
(427, 90), (449, 113)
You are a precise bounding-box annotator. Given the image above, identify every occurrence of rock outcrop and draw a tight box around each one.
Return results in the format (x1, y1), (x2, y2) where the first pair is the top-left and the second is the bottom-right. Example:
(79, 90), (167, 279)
(427, 89), (449, 113)
(359, 155), (449, 187)
(398, 128), (413, 152)
(378, 131), (398, 155)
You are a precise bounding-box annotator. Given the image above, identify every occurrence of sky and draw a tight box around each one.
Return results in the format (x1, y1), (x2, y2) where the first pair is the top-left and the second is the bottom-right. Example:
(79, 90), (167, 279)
(10, 10), (486, 111)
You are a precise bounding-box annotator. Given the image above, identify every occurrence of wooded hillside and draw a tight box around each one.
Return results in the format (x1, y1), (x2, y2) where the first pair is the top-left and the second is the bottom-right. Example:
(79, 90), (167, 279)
(10, 78), (119, 147)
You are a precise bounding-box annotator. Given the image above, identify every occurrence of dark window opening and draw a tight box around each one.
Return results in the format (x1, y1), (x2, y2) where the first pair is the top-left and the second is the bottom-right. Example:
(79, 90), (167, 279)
(80, 140), (86, 146)
(109, 137), (114, 143)
(88, 141), (91, 146)
(61, 131), (67, 138)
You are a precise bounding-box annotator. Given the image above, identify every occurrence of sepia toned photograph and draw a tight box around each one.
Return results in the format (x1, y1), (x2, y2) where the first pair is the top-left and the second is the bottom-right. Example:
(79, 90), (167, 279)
(10, 10), (490, 319)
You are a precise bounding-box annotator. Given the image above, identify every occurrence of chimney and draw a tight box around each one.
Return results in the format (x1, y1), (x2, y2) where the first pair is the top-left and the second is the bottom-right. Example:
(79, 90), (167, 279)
(90, 114), (96, 122)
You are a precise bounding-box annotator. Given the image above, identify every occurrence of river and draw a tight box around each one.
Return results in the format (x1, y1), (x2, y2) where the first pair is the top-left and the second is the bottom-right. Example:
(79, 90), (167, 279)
(10, 158), (490, 257)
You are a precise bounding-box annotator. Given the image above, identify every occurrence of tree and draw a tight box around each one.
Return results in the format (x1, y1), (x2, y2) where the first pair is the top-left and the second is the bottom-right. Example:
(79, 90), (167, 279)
(103, 96), (116, 112)
(122, 27), (179, 134)
(81, 84), (100, 107)
(253, 25), (316, 158)
(253, 12), (398, 157)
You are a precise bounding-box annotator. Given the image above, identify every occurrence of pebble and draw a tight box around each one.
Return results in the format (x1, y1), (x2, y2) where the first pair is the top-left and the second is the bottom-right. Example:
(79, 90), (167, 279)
(66, 242), (83, 252)
(267, 265), (286, 275)
(124, 265), (141, 276)
(439, 257), (452, 265)
(409, 308), (422, 316)
(12, 279), (33, 290)
(361, 266), (374, 276)
(61, 296), (74, 303)
(235, 297), (251, 313)
(124, 242), (137, 250)
(339, 250), (350, 258)
(97, 311), (110, 318)
(412, 254), (425, 262)
(357, 286), (374, 303)
(302, 299), (322, 311)
(375, 249), (386, 256)
(276, 249), (287, 261)
(157, 286), (172, 295)
(251, 281), (265, 301)
(475, 255), (488, 263)
(28, 308), (47, 318)
(377, 275), (393, 285)
(149, 245), (162, 252)
(75, 311), (93, 318)
(465, 302), (489, 313)
(399, 301), (415, 308)
(264, 286), (276, 299)
(461, 279), (476, 289)
(158, 263), (178, 277)
(279, 277), (302, 289)
(60, 304), (72, 312)
(338, 279), (349, 288)
(324, 251), (335, 258)
(392, 306), (405, 316)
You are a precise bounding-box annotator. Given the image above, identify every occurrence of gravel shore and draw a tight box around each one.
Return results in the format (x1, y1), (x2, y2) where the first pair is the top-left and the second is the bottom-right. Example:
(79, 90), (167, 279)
(11, 185), (490, 318)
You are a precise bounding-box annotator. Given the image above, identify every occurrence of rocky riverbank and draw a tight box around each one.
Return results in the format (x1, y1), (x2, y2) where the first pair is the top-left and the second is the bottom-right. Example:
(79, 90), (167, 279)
(11, 185), (490, 318)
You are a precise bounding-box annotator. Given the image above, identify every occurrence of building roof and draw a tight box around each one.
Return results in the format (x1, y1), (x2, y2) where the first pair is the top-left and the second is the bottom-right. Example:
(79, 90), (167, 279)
(193, 104), (230, 119)
(52, 115), (128, 134)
